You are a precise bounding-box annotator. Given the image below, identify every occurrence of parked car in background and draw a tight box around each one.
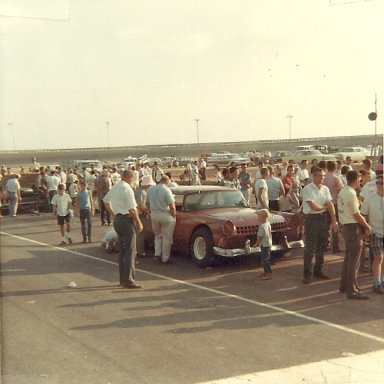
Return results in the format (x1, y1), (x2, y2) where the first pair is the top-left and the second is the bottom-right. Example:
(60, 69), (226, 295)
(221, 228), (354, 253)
(146, 157), (163, 167)
(293, 145), (316, 151)
(120, 156), (138, 169)
(75, 160), (103, 173)
(282, 150), (336, 164)
(206, 153), (252, 167)
(144, 186), (303, 267)
(333, 146), (369, 162)
(176, 157), (194, 167)
(269, 151), (292, 163)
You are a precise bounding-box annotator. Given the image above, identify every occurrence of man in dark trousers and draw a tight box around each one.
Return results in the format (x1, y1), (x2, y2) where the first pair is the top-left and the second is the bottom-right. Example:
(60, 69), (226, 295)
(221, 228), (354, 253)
(338, 170), (371, 300)
(301, 166), (339, 284)
(104, 170), (143, 289)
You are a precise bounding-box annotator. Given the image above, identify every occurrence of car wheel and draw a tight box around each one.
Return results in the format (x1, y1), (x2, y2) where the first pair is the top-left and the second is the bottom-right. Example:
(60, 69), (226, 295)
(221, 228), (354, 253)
(190, 227), (215, 268)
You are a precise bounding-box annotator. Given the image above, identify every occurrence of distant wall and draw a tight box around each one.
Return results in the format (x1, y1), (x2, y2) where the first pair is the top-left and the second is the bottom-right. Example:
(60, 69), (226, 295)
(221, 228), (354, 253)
(0, 134), (382, 168)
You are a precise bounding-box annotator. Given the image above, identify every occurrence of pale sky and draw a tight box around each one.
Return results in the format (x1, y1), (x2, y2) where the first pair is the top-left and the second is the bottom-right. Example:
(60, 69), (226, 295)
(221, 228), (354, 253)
(0, 0), (383, 150)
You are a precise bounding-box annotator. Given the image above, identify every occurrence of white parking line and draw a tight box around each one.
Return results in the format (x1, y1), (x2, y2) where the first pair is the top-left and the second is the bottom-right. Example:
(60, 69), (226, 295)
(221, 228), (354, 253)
(2, 231), (384, 345)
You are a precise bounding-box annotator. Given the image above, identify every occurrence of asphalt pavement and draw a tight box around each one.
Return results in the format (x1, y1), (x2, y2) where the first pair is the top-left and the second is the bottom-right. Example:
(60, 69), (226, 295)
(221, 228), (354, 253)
(1, 213), (383, 384)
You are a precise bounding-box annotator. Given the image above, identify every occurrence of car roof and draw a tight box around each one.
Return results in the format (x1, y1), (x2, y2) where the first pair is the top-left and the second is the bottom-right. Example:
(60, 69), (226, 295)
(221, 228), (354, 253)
(170, 185), (234, 195)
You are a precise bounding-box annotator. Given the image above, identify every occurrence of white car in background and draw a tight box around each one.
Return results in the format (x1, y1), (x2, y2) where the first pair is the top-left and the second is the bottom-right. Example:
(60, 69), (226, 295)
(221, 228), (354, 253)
(75, 160), (103, 173)
(282, 150), (336, 164)
(334, 146), (369, 162)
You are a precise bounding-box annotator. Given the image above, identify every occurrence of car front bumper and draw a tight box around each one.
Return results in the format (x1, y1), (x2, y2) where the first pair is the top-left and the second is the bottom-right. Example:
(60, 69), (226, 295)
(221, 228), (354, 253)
(213, 239), (304, 257)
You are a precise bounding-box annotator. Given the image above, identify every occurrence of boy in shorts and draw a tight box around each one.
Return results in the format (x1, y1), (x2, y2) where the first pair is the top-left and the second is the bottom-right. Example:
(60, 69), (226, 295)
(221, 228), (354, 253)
(360, 175), (384, 294)
(51, 183), (73, 245)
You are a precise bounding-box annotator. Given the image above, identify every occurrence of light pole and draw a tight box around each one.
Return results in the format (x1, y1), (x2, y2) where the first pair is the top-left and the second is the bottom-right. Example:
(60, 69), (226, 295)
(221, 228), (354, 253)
(8, 122), (16, 150)
(105, 121), (110, 148)
(195, 118), (200, 146)
(286, 115), (293, 140)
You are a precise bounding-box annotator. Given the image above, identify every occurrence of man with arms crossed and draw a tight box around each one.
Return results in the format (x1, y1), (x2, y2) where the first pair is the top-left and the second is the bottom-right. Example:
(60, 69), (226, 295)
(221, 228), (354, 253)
(301, 166), (338, 284)
(103, 170), (143, 289)
(338, 170), (371, 300)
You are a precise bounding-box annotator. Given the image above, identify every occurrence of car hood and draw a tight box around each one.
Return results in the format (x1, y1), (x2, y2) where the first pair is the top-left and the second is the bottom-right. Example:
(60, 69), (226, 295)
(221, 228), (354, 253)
(195, 207), (286, 225)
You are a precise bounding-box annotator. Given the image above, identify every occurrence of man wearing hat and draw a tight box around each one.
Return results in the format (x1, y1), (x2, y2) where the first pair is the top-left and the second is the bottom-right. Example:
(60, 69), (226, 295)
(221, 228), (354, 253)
(134, 174), (155, 257)
(146, 175), (176, 264)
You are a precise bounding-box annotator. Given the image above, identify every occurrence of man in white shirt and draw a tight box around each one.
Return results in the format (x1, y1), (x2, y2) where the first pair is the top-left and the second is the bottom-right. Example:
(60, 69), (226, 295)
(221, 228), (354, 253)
(51, 183), (73, 245)
(199, 158), (207, 180)
(152, 162), (164, 184)
(142, 163), (152, 176)
(29, 157), (41, 172)
(110, 167), (121, 186)
(297, 160), (310, 188)
(323, 161), (344, 252)
(301, 166), (338, 284)
(45, 170), (61, 202)
(360, 175), (384, 294)
(190, 161), (201, 186)
(338, 170), (371, 300)
(255, 167), (270, 209)
(103, 169), (143, 289)
(5, 174), (22, 217)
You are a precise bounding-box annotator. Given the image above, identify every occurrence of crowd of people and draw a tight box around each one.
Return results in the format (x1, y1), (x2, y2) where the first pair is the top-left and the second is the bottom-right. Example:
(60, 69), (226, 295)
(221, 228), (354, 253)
(0, 154), (383, 298)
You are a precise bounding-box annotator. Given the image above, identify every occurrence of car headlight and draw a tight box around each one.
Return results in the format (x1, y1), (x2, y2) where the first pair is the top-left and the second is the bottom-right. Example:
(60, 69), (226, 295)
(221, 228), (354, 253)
(223, 220), (236, 235)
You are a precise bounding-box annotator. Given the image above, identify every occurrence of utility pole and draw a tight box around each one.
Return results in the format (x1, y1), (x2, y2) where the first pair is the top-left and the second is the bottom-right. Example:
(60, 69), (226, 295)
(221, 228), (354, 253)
(286, 115), (293, 140)
(195, 118), (200, 146)
(8, 122), (16, 150)
(105, 121), (110, 148)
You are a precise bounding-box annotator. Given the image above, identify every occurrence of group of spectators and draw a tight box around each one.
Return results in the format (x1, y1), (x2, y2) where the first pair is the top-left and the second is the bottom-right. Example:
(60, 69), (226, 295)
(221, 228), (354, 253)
(212, 156), (383, 299)
(1, 154), (383, 298)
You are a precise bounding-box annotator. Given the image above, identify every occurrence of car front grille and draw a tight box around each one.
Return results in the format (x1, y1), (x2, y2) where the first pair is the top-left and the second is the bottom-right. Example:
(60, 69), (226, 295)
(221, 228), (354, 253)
(236, 225), (258, 235)
(236, 222), (287, 235)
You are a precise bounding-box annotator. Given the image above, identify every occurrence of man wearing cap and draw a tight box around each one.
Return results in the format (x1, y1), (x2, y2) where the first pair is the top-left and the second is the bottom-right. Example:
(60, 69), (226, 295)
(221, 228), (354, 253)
(103, 169), (143, 289)
(134, 174), (155, 257)
(146, 175), (176, 264)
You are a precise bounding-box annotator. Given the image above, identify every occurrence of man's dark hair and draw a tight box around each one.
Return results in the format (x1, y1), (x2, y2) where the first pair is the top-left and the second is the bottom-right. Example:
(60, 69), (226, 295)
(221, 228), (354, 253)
(341, 165), (350, 175)
(311, 166), (323, 175)
(121, 169), (134, 178)
(326, 161), (336, 171)
(318, 160), (327, 170)
(346, 170), (359, 185)
(260, 167), (269, 176)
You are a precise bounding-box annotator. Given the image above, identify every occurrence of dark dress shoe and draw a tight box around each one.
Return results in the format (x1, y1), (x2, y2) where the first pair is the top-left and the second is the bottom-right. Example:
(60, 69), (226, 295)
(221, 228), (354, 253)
(303, 277), (312, 284)
(313, 272), (329, 279)
(339, 286), (360, 293)
(347, 293), (369, 300)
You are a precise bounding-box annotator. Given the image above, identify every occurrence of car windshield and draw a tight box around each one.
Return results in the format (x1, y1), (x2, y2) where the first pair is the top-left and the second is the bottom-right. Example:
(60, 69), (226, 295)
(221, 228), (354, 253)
(183, 190), (249, 211)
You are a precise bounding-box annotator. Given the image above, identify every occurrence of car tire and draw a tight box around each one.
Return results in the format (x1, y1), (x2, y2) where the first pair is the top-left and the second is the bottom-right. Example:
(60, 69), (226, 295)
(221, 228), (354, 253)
(190, 227), (215, 268)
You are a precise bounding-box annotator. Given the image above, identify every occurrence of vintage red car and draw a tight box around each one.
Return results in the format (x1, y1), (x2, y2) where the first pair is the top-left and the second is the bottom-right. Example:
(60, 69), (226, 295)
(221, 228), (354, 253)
(145, 186), (303, 267)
